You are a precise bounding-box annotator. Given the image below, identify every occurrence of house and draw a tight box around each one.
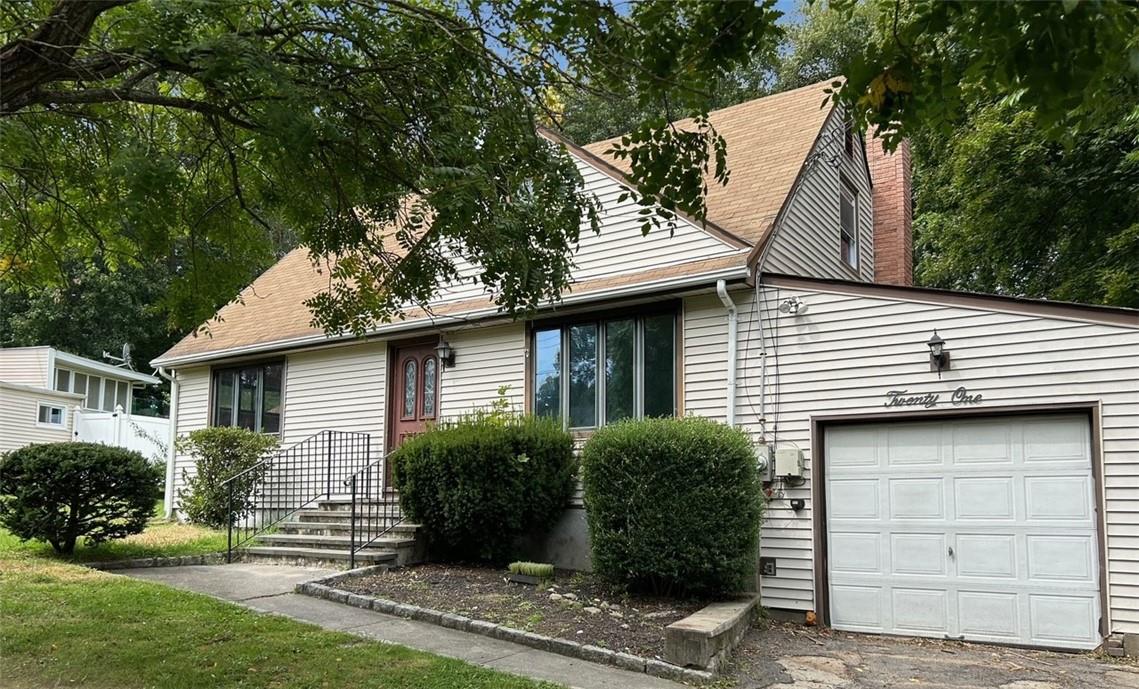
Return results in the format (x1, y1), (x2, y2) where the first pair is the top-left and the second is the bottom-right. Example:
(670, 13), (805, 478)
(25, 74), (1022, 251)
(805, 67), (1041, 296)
(0, 346), (168, 460)
(153, 80), (1139, 652)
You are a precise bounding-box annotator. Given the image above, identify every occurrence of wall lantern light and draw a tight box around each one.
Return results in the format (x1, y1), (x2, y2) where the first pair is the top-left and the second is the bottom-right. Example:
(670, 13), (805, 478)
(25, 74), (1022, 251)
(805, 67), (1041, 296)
(435, 339), (456, 370)
(927, 330), (950, 378)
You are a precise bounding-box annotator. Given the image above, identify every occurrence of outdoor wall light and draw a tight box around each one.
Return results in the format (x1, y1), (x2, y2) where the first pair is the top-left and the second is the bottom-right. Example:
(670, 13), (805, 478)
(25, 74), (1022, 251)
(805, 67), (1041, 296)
(927, 330), (951, 378)
(435, 339), (456, 370)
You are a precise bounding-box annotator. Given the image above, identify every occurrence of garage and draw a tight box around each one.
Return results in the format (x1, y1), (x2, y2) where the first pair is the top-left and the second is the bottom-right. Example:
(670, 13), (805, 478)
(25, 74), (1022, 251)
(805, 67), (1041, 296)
(823, 413), (1103, 650)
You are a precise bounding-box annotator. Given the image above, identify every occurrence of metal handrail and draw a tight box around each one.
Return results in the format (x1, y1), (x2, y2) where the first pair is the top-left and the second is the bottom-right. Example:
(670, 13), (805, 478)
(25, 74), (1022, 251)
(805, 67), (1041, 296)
(223, 429), (373, 562)
(345, 456), (403, 569)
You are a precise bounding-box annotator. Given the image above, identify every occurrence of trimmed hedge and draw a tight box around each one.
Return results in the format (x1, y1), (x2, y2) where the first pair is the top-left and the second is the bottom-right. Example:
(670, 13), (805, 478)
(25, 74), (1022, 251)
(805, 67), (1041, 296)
(581, 416), (764, 597)
(391, 414), (575, 561)
(0, 442), (156, 554)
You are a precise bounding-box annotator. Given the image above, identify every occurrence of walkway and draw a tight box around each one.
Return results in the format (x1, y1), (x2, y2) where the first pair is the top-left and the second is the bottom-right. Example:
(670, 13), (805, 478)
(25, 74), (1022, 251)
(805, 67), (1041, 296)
(118, 563), (685, 689)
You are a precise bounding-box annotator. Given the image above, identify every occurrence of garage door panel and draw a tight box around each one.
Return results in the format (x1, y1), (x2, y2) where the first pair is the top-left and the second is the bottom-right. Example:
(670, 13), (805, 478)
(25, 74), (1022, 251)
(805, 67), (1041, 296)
(830, 532), (882, 574)
(888, 478), (944, 520)
(1026, 535), (1095, 583)
(831, 585), (884, 630)
(891, 533), (947, 576)
(886, 424), (942, 466)
(1028, 594), (1097, 644)
(956, 534), (1017, 579)
(955, 476), (1015, 520)
(952, 423), (1012, 464)
(829, 478), (880, 519)
(1023, 418), (1088, 462)
(826, 414), (1101, 650)
(1024, 475), (1092, 521)
(958, 591), (1020, 639)
(892, 588), (948, 633)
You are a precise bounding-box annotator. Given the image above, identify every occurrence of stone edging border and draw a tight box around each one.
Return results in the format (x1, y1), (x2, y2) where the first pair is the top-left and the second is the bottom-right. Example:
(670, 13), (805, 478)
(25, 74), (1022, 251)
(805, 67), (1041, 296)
(296, 567), (713, 684)
(85, 553), (227, 571)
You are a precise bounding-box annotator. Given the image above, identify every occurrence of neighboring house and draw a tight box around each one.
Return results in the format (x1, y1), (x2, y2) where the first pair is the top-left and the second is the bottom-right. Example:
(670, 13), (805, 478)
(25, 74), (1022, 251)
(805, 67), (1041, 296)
(0, 346), (169, 460)
(153, 80), (1139, 652)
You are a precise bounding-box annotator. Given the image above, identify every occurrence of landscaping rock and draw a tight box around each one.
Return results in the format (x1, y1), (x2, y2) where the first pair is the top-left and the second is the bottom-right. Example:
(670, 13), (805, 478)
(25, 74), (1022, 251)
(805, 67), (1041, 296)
(583, 606), (601, 614)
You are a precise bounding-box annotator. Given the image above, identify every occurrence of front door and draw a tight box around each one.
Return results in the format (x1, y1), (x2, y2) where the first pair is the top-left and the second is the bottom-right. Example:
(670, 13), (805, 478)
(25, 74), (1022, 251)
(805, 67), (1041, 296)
(389, 341), (439, 452)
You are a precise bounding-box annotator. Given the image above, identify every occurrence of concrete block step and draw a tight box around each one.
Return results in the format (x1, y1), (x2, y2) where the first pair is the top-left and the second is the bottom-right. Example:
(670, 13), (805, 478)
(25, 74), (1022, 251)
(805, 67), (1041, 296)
(241, 546), (396, 563)
(295, 507), (404, 521)
(253, 532), (416, 550)
(316, 498), (400, 512)
(278, 520), (418, 536)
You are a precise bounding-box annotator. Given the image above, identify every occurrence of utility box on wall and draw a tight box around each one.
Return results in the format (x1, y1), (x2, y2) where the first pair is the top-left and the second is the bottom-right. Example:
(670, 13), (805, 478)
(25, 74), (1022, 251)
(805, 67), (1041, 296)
(774, 447), (804, 478)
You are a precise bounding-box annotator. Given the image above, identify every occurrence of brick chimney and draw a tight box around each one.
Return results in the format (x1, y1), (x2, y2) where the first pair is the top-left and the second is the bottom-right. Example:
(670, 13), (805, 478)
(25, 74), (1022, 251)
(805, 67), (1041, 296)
(866, 133), (913, 286)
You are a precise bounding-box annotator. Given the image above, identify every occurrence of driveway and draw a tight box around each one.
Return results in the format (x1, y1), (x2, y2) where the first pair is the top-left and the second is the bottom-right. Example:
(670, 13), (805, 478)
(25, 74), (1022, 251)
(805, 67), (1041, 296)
(724, 621), (1139, 689)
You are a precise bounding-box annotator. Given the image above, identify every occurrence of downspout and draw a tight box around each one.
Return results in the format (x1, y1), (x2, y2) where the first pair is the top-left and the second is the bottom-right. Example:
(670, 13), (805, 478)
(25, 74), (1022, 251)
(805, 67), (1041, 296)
(716, 279), (738, 427)
(157, 366), (179, 519)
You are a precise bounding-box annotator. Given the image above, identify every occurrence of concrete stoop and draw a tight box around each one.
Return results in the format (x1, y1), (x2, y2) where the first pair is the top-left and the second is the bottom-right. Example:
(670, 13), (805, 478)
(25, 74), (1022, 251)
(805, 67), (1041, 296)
(239, 497), (425, 568)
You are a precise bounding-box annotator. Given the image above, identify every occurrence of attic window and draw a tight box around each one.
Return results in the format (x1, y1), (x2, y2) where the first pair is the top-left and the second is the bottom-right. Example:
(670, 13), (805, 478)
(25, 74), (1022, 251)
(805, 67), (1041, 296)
(843, 119), (855, 157)
(840, 181), (859, 270)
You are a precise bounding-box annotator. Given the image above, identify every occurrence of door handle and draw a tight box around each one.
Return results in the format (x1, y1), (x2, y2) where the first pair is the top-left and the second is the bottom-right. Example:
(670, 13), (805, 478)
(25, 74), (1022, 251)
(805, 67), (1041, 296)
(948, 546), (955, 558)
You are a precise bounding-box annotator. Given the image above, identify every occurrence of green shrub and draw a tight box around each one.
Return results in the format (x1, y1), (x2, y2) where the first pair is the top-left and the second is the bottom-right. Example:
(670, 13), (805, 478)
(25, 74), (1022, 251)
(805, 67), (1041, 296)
(176, 427), (279, 528)
(391, 414), (575, 561)
(581, 416), (764, 597)
(0, 442), (156, 554)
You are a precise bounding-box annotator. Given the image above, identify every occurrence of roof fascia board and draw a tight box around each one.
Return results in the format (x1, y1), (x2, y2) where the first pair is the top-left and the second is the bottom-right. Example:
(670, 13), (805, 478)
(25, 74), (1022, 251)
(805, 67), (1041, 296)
(764, 274), (1139, 328)
(153, 264), (750, 368)
(52, 350), (161, 384)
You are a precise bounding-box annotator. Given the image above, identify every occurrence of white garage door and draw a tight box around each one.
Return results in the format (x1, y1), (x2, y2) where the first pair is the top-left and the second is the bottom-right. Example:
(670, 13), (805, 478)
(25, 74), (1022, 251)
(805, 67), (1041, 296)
(825, 414), (1102, 649)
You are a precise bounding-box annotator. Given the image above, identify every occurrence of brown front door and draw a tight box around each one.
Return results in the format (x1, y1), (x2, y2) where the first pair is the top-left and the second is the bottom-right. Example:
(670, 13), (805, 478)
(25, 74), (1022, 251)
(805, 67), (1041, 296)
(389, 341), (439, 452)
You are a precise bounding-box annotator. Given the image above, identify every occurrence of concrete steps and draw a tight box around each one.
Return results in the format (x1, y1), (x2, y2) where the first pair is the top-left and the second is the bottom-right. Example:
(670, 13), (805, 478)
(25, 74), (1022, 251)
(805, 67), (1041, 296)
(237, 495), (423, 568)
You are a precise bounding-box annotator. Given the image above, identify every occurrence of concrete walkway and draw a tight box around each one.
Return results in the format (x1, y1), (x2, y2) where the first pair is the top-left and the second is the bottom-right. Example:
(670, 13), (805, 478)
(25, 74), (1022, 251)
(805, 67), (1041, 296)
(118, 563), (685, 689)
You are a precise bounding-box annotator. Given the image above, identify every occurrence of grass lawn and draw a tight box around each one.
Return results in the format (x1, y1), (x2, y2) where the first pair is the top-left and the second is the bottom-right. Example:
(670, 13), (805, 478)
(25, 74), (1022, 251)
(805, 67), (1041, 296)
(0, 511), (558, 689)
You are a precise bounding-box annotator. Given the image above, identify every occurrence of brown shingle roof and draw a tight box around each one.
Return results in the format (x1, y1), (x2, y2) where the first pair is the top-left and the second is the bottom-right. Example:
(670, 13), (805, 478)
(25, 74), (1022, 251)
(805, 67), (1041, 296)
(581, 79), (835, 247)
(155, 80), (835, 365)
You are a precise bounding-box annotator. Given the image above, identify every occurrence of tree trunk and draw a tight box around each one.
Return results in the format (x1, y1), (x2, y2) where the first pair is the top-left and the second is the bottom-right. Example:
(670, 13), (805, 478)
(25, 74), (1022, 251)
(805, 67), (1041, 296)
(0, 0), (134, 113)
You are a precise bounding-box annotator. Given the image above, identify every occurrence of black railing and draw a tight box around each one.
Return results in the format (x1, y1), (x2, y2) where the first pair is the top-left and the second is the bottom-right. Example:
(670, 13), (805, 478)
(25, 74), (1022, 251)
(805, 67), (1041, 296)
(222, 429), (372, 562)
(345, 458), (404, 569)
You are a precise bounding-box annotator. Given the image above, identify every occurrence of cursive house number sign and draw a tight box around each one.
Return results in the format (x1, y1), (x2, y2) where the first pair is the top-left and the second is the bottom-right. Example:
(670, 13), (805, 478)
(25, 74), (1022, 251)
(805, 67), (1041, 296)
(884, 386), (983, 409)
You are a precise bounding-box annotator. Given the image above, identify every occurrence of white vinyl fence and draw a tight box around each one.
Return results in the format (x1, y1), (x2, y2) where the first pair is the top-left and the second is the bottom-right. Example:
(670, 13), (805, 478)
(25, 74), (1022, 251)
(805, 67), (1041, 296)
(73, 406), (169, 463)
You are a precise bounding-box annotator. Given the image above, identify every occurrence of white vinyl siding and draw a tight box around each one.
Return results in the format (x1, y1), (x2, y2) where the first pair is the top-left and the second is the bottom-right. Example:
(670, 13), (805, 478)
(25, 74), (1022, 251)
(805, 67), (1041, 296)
(0, 383), (79, 452)
(712, 284), (1138, 635)
(438, 324), (526, 418)
(0, 347), (51, 387)
(170, 366), (211, 507)
(428, 154), (745, 306)
(282, 342), (385, 460)
(763, 108), (875, 282)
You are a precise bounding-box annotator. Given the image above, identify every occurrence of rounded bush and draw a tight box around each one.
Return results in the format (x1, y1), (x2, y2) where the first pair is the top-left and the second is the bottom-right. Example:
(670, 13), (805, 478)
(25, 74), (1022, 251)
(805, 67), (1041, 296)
(176, 427), (279, 528)
(391, 414), (575, 561)
(0, 442), (156, 554)
(581, 416), (764, 597)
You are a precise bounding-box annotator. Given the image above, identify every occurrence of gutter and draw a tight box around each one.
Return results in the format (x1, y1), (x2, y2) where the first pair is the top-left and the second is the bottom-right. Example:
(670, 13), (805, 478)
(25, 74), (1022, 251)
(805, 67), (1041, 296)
(156, 366), (179, 519)
(152, 264), (751, 369)
(716, 279), (738, 427)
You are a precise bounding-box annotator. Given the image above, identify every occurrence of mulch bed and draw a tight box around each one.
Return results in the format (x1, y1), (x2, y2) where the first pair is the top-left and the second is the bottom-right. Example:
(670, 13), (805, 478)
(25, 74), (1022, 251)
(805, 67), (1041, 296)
(337, 563), (707, 658)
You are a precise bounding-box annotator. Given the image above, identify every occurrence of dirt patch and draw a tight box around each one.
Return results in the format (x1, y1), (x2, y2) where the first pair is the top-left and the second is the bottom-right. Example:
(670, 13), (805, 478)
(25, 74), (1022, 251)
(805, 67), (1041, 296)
(337, 563), (707, 657)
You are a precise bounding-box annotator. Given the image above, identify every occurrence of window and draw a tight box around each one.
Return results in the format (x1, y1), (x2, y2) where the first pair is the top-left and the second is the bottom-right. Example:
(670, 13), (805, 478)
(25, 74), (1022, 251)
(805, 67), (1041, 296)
(211, 361), (284, 433)
(840, 182), (859, 270)
(37, 403), (65, 427)
(54, 368), (71, 392)
(532, 310), (676, 429)
(843, 119), (855, 158)
(86, 375), (102, 409)
(422, 357), (437, 417)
